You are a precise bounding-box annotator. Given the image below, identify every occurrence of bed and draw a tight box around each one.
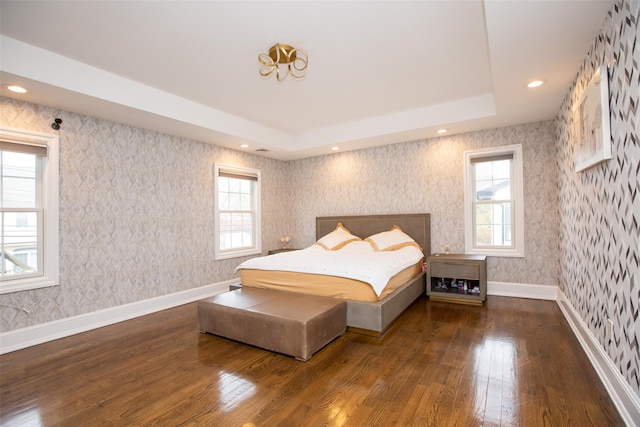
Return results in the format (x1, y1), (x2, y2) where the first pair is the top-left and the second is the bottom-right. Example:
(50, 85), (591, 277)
(238, 213), (431, 336)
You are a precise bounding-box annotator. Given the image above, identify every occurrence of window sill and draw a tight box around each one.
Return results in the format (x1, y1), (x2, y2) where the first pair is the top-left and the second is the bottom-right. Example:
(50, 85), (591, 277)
(0, 276), (59, 295)
(466, 248), (524, 258)
(215, 248), (262, 261)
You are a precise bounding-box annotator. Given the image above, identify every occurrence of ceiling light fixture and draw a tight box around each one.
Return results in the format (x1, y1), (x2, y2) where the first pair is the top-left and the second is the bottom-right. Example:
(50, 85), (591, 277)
(527, 80), (545, 88)
(437, 128), (448, 134)
(258, 43), (308, 81)
(5, 84), (28, 94)
(240, 144), (249, 148)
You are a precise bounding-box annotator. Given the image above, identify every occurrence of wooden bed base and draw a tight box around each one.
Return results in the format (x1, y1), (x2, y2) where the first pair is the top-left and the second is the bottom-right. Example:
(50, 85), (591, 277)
(316, 213), (431, 336)
(345, 271), (425, 336)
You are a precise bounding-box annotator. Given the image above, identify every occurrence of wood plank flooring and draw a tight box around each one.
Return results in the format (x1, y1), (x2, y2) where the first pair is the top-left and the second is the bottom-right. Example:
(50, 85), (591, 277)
(0, 295), (624, 426)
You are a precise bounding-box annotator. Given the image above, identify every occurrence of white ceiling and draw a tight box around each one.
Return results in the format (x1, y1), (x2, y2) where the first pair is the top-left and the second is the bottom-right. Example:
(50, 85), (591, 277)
(0, 1), (612, 160)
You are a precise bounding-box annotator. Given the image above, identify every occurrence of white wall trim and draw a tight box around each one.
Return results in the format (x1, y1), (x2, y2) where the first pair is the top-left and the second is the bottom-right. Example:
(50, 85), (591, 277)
(487, 280), (558, 300)
(0, 279), (237, 355)
(556, 290), (640, 427)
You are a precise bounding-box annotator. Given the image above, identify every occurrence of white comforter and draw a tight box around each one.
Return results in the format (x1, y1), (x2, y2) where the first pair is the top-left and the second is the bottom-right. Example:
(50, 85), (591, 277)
(235, 241), (424, 297)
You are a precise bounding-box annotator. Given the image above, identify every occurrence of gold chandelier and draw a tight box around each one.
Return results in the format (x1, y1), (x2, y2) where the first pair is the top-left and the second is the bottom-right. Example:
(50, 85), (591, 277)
(258, 43), (308, 81)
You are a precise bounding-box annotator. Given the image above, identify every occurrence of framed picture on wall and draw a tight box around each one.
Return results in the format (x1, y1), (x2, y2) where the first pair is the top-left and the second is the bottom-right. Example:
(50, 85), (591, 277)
(573, 64), (612, 172)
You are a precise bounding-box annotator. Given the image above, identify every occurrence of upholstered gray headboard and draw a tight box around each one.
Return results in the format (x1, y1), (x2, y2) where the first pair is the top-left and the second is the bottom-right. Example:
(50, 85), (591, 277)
(316, 213), (431, 258)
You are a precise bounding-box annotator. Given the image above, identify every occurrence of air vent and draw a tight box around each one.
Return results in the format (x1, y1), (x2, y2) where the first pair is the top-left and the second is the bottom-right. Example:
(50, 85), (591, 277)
(255, 148), (269, 152)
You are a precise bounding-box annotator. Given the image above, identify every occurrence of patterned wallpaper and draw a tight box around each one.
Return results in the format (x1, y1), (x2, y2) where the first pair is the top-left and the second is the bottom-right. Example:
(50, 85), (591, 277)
(285, 121), (560, 287)
(0, 98), (560, 334)
(555, 0), (639, 393)
(0, 97), (289, 331)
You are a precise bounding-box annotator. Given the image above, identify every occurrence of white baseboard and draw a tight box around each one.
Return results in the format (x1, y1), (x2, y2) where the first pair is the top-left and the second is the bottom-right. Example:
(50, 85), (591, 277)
(487, 280), (558, 300)
(557, 290), (640, 427)
(0, 280), (237, 355)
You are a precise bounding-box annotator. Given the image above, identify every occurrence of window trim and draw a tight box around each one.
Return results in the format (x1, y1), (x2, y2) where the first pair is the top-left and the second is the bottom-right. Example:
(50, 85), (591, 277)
(0, 126), (59, 294)
(464, 144), (524, 258)
(213, 163), (261, 260)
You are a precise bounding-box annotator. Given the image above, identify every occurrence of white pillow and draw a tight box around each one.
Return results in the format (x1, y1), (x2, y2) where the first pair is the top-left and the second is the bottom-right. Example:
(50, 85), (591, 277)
(315, 223), (361, 250)
(365, 225), (422, 251)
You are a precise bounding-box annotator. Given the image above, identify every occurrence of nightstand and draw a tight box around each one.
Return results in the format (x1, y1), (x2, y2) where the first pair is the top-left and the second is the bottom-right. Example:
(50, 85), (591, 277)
(267, 248), (300, 255)
(426, 254), (487, 305)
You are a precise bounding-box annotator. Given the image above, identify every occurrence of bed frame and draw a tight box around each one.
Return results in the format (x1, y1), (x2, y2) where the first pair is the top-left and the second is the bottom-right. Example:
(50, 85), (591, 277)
(316, 213), (431, 336)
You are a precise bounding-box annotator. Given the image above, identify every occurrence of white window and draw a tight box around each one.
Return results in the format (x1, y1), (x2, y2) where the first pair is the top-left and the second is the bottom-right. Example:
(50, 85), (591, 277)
(0, 127), (59, 294)
(464, 144), (524, 257)
(213, 163), (261, 260)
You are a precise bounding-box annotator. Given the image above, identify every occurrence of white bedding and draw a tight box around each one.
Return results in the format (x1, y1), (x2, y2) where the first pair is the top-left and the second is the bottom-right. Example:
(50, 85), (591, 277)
(235, 241), (424, 297)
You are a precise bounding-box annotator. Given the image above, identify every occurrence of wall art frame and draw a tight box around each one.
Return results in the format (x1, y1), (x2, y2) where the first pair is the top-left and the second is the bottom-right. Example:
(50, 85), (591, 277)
(573, 64), (612, 172)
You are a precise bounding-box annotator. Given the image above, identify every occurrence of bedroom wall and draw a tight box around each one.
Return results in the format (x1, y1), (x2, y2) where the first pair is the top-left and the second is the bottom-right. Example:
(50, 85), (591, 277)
(0, 97), (289, 333)
(0, 97), (560, 332)
(555, 0), (639, 394)
(284, 120), (560, 287)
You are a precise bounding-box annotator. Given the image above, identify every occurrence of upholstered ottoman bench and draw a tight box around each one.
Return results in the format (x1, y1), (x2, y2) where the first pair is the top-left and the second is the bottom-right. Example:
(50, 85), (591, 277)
(198, 287), (347, 361)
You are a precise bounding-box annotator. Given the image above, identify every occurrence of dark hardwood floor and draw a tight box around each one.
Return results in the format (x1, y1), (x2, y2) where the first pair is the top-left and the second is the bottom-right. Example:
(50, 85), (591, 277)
(0, 295), (624, 426)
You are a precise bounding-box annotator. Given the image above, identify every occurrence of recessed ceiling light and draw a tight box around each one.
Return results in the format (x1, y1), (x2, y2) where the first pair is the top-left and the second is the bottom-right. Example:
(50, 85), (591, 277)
(240, 144), (249, 148)
(331, 147), (339, 151)
(5, 84), (28, 94)
(437, 129), (448, 134)
(527, 80), (545, 88)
